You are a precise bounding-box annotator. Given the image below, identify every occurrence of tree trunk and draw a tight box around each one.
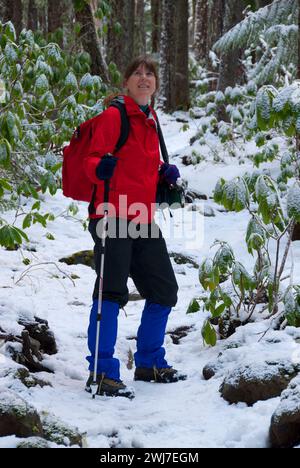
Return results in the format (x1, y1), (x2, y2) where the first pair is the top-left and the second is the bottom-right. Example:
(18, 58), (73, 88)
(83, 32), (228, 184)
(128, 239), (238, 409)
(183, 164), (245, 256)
(27, 0), (38, 31)
(0, 0), (13, 23)
(175, 0), (190, 110)
(74, 0), (109, 81)
(207, 0), (225, 60)
(38, 1), (47, 35)
(194, 0), (208, 65)
(159, 0), (176, 112)
(0, 0), (23, 35)
(217, 0), (247, 120)
(190, 0), (196, 45)
(107, 0), (135, 75)
(48, 0), (65, 33)
(151, 0), (161, 54)
(134, 0), (146, 56)
(256, 0), (271, 8)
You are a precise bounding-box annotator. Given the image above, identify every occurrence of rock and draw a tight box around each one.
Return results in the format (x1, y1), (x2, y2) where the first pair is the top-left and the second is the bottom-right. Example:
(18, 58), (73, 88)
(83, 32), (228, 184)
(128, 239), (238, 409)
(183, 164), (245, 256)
(187, 204), (215, 217)
(202, 341), (244, 381)
(218, 312), (242, 340)
(16, 437), (51, 449)
(41, 413), (83, 447)
(185, 188), (208, 202)
(0, 391), (43, 438)
(18, 316), (57, 355)
(13, 368), (52, 389)
(5, 317), (57, 374)
(203, 362), (220, 381)
(220, 361), (298, 406)
(169, 252), (199, 269)
(168, 326), (193, 345)
(59, 250), (94, 269)
(270, 376), (300, 448)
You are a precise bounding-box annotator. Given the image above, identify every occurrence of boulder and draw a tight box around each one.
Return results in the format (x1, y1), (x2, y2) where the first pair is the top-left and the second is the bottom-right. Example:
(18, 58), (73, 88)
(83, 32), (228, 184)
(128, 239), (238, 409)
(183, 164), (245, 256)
(0, 391), (43, 438)
(41, 413), (83, 447)
(270, 376), (300, 448)
(220, 361), (298, 406)
(16, 437), (51, 449)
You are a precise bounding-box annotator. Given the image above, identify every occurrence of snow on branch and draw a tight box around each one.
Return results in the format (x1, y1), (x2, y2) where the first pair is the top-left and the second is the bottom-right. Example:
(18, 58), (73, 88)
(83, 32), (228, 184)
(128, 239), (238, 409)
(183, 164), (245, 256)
(213, 0), (297, 54)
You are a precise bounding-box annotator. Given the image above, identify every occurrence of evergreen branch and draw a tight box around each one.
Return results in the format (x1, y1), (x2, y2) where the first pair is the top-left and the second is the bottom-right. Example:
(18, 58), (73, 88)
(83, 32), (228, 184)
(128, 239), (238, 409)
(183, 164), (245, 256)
(213, 0), (297, 54)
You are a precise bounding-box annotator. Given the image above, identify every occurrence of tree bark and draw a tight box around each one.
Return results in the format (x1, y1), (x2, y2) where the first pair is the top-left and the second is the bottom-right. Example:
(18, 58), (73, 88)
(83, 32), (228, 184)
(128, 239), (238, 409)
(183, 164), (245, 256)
(74, 0), (109, 81)
(256, 0), (271, 8)
(175, 0), (190, 110)
(107, 0), (135, 75)
(0, 0), (23, 35)
(151, 0), (161, 54)
(190, 0), (196, 45)
(159, 0), (177, 112)
(194, 0), (208, 65)
(27, 0), (38, 31)
(48, 0), (66, 33)
(134, 0), (146, 56)
(207, 0), (225, 59)
(217, 0), (247, 120)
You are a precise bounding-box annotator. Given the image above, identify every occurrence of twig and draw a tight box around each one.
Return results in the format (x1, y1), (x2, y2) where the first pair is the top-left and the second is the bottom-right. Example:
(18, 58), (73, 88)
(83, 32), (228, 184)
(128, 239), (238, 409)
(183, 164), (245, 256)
(15, 262), (76, 286)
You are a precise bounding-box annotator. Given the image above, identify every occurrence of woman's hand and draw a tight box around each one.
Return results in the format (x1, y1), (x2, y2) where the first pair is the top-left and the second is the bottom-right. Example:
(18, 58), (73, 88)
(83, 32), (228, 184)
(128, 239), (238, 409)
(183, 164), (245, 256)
(96, 154), (118, 180)
(160, 163), (181, 186)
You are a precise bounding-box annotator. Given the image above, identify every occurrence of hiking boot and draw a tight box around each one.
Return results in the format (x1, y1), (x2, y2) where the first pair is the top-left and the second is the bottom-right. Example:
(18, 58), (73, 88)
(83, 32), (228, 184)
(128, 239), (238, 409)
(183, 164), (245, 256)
(85, 373), (135, 399)
(134, 366), (187, 383)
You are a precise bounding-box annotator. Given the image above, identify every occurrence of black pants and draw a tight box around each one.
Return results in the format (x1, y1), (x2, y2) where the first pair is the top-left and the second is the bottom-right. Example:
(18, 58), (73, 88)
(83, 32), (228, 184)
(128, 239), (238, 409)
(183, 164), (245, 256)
(89, 218), (178, 308)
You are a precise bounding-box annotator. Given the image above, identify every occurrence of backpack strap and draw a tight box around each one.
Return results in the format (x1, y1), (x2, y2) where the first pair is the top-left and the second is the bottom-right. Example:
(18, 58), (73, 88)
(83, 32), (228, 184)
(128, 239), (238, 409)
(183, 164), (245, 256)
(156, 117), (169, 165)
(109, 100), (130, 152)
(88, 101), (130, 215)
(151, 108), (169, 165)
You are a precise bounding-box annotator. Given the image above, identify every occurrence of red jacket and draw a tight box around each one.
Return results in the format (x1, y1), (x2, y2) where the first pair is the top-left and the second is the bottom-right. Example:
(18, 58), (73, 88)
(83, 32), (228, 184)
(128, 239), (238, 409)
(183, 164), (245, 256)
(83, 95), (161, 224)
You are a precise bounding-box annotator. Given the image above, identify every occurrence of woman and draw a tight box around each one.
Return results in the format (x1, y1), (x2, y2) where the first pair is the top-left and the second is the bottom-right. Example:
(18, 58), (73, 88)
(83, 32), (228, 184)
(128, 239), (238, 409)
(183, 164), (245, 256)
(83, 56), (186, 399)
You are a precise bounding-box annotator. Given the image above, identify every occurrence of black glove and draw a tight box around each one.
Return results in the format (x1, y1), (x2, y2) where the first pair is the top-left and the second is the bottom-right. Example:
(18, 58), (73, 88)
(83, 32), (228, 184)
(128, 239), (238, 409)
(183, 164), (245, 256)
(95, 154), (118, 181)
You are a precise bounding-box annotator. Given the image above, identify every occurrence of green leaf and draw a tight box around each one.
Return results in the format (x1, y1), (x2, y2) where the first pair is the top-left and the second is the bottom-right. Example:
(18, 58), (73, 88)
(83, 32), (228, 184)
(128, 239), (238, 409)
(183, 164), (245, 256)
(32, 212), (47, 228)
(202, 320), (217, 347)
(31, 201), (41, 211)
(213, 178), (225, 204)
(187, 299), (200, 314)
(0, 177), (12, 191)
(0, 225), (28, 248)
(22, 214), (32, 229)
(46, 232), (55, 241)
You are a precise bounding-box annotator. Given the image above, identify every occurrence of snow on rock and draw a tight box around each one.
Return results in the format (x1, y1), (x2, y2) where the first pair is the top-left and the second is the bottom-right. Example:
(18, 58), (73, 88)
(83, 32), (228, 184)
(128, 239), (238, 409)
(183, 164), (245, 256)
(0, 390), (43, 438)
(270, 375), (300, 448)
(220, 360), (298, 406)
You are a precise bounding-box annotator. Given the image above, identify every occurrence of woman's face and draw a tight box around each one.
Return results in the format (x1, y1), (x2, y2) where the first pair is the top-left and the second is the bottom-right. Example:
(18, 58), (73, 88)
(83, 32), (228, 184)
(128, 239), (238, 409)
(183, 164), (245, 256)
(124, 64), (156, 105)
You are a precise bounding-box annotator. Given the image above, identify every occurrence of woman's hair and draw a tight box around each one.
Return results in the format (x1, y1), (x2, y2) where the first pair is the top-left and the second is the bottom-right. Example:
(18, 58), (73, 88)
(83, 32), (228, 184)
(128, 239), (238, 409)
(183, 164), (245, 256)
(103, 55), (159, 108)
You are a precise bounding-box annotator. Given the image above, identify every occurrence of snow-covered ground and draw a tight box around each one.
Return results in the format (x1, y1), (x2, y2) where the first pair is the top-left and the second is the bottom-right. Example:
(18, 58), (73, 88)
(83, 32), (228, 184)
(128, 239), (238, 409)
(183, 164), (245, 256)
(1, 113), (300, 448)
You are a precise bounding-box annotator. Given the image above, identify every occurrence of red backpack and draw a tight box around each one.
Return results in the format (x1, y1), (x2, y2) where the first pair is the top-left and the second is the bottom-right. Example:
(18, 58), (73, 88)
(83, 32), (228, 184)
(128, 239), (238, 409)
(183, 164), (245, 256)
(62, 101), (130, 202)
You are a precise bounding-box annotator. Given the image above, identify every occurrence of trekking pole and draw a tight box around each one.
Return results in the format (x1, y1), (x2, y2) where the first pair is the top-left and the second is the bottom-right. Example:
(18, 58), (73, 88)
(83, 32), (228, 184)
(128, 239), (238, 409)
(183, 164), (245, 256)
(91, 179), (110, 399)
